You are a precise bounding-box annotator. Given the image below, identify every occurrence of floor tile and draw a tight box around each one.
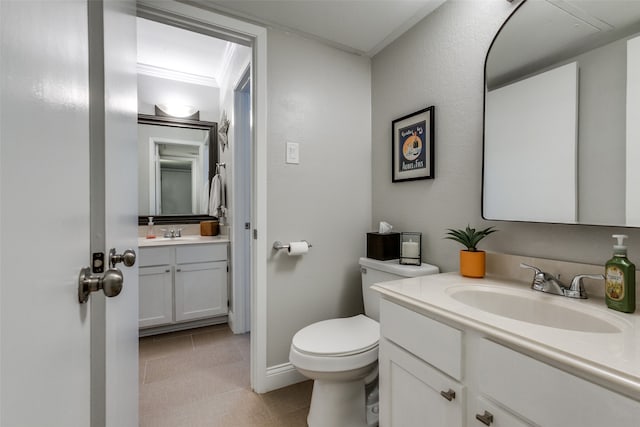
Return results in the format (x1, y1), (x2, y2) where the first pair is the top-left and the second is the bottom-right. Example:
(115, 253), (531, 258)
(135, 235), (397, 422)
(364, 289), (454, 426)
(139, 325), (311, 427)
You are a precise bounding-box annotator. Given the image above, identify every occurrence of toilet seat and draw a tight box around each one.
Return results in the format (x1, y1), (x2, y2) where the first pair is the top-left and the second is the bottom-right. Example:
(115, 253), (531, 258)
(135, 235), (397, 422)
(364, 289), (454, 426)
(290, 315), (379, 373)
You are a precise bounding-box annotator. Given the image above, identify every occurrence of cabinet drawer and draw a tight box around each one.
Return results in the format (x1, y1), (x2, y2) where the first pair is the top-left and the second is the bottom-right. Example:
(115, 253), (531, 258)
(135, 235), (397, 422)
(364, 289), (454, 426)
(381, 299), (462, 380)
(469, 396), (532, 427)
(139, 247), (173, 267)
(176, 243), (227, 264)
(475, 339), (640, 426)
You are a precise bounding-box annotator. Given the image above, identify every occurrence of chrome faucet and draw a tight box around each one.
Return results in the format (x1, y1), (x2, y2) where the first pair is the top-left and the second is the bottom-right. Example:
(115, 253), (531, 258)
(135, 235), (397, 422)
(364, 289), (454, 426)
(520, 263), (604, 299)
(161, 228), (182, 238)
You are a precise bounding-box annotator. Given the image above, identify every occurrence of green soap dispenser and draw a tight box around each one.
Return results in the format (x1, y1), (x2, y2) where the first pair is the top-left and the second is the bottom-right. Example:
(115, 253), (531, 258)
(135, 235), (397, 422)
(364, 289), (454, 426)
(605, 234), (636, 313)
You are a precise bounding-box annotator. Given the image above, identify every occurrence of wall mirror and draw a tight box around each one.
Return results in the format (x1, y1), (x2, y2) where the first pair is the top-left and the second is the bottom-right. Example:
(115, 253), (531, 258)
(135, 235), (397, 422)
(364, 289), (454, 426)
(138, 114), (218, 224)
(483, 0), (640, 226)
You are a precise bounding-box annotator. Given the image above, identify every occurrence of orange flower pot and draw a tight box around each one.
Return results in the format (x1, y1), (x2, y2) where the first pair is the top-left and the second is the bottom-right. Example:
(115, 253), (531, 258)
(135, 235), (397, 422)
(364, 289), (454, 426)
(459, 250), (486, 278)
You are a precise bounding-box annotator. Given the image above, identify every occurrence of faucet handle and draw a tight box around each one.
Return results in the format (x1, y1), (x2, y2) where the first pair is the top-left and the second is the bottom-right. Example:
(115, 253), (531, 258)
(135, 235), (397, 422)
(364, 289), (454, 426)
(175, 227), (183, 237)
(566, 274), (604, 299)
(520, 263), (547, 290)
(520, 263), (543, 274)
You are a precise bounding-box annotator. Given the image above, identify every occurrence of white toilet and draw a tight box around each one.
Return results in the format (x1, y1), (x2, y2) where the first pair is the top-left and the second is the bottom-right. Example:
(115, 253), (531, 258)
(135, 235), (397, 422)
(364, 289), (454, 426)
(289, 257), (439, 427)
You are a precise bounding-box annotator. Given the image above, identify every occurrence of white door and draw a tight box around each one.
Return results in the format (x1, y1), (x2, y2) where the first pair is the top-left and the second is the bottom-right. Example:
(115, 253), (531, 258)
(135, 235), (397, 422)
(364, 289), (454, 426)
(101, 0), (139, 426)
(0, 1), (138, 426)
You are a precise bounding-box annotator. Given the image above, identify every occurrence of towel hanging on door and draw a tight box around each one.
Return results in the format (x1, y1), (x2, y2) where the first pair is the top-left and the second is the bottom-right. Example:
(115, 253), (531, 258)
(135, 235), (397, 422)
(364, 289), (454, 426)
(208, 174), (226, 217)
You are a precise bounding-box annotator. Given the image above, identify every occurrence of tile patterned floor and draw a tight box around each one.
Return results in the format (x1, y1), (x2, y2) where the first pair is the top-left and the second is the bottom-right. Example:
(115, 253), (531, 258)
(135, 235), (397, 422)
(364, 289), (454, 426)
(139, 324), (312, 427)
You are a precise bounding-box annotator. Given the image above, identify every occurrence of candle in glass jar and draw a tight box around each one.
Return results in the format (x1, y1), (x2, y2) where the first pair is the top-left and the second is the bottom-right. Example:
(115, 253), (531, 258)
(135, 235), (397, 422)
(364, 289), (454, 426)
(402, 240), (419, 258)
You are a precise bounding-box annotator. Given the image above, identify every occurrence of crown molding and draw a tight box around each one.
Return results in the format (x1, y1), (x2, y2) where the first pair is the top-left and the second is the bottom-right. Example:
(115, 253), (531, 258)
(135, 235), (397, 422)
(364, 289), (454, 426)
(137, 63), (219, 87)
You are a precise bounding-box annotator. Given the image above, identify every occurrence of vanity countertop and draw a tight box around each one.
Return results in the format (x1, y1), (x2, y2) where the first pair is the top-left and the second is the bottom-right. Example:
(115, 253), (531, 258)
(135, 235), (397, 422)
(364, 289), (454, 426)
(138, 235), (229, 248)
(372, 272), (640, 400)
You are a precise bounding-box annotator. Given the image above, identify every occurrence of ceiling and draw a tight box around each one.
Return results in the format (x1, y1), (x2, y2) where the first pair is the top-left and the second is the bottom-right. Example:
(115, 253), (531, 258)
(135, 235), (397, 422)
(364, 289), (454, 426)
(190, 0), (447, 57)
(137, 0), (447, 87)
(137, 17), (234, 86)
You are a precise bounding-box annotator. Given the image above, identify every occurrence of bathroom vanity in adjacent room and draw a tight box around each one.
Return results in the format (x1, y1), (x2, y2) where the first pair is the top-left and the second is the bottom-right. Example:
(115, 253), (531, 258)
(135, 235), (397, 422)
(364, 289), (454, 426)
(373, 269), (640, 426)
(138, 235), (229, 336)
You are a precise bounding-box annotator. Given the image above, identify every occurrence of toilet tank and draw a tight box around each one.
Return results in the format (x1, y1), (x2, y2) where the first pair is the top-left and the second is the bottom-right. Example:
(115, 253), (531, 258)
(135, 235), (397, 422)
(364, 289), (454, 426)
(359, 257), (439, 321)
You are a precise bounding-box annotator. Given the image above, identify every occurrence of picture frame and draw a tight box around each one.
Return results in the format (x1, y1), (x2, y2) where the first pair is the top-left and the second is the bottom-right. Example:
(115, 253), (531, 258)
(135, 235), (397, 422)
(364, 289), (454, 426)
(391, 106), (435, 182)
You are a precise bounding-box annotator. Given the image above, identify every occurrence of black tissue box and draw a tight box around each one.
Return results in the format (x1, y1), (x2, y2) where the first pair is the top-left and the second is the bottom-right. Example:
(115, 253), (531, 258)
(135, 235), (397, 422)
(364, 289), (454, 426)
(366, 232), (400, 261)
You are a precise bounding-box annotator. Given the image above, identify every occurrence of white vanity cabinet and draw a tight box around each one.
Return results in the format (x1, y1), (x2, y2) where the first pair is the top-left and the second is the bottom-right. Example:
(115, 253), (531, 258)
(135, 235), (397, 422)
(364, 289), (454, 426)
(138, 242), (228, 331)
(379, 299), (464, 427)
(378, 297), (640, 427)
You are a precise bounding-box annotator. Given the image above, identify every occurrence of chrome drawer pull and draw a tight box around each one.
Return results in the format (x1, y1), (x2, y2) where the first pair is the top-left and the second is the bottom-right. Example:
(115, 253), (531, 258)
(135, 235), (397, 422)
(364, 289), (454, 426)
(439, 389), (456, 401)
(476, 410), (494, 426)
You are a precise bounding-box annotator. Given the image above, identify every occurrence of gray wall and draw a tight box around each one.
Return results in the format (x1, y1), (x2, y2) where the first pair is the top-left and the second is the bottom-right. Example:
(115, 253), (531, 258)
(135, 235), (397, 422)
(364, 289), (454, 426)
(266, 29), (372, 366)
(371, 0), (640, 274)
(577, 38), (626, 225)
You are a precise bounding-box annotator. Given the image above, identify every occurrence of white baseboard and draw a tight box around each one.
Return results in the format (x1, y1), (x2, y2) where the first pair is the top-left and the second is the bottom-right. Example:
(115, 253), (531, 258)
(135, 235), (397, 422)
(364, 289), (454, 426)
(260, 362), (307, 393)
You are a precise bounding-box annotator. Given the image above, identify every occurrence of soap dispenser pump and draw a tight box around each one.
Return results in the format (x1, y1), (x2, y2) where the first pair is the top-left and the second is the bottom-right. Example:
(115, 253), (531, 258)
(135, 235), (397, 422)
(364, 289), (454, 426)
(605, 234), (635, 313)
(146, 216), (156, 239)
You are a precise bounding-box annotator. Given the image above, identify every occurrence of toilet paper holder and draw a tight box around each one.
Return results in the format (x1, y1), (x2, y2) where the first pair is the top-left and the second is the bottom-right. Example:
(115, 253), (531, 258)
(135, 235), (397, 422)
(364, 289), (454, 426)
(273, 240), (312, 250)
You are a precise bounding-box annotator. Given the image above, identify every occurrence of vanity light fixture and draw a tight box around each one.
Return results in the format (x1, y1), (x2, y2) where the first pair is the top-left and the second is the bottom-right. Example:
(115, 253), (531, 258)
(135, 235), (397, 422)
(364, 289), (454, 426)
(154, 103), (200, 120)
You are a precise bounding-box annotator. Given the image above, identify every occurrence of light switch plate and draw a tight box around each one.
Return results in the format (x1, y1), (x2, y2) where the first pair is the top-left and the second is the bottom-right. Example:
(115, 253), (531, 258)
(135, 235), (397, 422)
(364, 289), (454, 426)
(286, 142), (300, 164)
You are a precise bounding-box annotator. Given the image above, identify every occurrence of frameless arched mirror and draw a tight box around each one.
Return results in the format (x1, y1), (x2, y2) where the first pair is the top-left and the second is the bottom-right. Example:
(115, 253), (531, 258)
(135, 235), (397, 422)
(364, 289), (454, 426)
(483, 0), (640, 226)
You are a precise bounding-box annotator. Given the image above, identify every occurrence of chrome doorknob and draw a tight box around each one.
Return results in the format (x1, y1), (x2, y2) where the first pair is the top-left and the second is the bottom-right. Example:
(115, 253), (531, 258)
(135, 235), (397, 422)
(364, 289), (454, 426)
(109, 248), (136, 268)
(78, 267), (124, 303)
(101, 268), (124, 297)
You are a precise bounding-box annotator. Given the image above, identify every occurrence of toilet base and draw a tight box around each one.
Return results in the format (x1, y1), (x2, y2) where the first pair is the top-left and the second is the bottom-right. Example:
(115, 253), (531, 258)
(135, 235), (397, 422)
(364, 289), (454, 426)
(307, 378), (367, 427)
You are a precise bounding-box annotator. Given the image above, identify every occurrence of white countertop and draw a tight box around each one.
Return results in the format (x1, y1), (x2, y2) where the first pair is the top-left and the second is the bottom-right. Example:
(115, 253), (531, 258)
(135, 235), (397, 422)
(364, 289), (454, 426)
(138, 235), (229, 248)
(372, 272), (640, 400)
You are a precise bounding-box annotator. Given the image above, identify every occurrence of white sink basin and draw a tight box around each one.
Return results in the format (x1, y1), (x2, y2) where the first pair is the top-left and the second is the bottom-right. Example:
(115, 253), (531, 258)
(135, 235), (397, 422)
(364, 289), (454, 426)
(447, 285), (623, 333)
(164, 235), (203, 241)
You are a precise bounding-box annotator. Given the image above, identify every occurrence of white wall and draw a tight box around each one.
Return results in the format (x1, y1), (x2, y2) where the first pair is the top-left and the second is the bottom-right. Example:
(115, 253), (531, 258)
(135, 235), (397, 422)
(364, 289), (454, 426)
(372, 0), (640, 274)
(266, 29), (372, 366)
(138, 73), (220, 121)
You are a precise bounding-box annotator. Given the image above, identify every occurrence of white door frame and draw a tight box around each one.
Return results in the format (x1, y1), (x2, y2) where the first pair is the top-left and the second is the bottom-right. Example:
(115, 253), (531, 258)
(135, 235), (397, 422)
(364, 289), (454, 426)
(136, 0), (269, 392)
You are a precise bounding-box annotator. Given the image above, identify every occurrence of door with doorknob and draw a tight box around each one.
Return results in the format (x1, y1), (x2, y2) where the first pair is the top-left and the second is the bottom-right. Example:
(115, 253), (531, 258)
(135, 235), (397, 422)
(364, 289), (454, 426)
(0, 0), (139, 426)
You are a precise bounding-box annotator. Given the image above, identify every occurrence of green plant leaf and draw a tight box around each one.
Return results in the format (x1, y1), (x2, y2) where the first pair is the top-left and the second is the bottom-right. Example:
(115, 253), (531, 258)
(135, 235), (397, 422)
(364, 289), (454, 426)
(444, 225), (497, 251)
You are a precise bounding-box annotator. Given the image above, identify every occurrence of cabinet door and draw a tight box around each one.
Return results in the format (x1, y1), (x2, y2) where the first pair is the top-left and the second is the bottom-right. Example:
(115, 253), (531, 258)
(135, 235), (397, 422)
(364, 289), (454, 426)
(175, 261), (228, 322)
(139, 265), (173, 328)
(379, 338), (464, 427)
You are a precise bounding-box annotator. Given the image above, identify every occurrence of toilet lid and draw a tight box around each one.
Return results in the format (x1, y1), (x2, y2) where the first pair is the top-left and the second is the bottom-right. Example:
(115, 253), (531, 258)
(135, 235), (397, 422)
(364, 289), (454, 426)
(291, 315), (379, 357)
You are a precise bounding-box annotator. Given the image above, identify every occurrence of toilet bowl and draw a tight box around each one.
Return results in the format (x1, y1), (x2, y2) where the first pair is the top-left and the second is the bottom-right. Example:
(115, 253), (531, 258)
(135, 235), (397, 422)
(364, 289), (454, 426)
(290, 315), (379, 427)
(290, 257), (439, 427)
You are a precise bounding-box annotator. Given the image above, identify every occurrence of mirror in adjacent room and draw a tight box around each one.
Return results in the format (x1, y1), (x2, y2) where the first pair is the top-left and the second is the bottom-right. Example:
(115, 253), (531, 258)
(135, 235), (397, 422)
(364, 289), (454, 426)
(483, 0), (640, 226)
(138, 114), (218, 223)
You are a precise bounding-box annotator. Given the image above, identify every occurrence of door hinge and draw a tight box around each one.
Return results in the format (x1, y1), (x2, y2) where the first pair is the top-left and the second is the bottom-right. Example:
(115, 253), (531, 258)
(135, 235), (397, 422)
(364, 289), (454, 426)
(226, 265), (229, 273)
(253, 229), (258, 240)
(227, 299), (230, 308)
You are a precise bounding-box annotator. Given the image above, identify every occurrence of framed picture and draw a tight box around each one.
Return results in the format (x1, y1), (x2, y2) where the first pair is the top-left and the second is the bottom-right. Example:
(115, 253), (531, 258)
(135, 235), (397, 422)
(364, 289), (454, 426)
(391, 106), (434, 182)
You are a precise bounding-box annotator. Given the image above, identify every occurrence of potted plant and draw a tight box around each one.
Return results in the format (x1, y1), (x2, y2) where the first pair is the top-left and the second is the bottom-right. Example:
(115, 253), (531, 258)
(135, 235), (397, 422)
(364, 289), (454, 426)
(445, 225), (497, 278)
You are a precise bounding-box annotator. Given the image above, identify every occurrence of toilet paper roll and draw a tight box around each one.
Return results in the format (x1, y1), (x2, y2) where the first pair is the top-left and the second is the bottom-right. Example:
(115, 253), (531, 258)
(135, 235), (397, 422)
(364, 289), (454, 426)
(287, 241), (309, 256)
